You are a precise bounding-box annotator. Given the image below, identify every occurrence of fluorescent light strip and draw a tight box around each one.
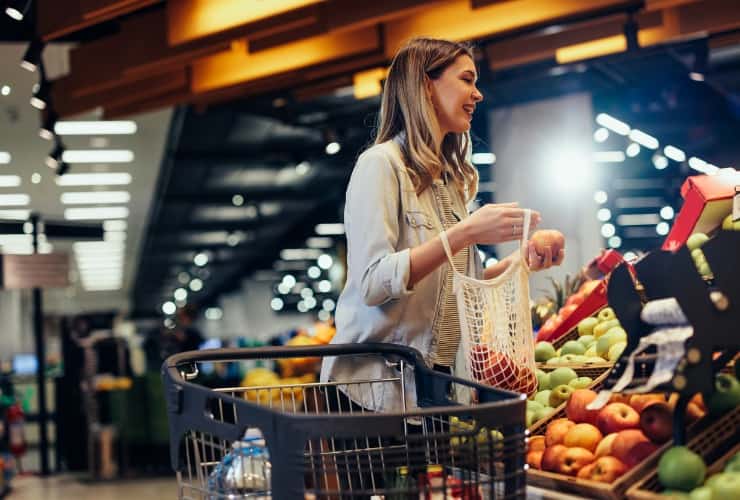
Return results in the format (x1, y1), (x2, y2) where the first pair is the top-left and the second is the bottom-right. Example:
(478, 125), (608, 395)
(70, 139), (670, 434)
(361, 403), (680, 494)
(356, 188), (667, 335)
(62, 150), (134, 163)
(280, 248), (322, 260)
(103, 220), (127, 231)
(616, 213), (661, 226)
(0, 152), (10, 164)
(55, 173), (132, 187)
(663, 145), (686, 162)
(629, 129), (659, 149)
(593, 151), (625, 163)
(61, 191), (131, 205)
(0, 176), (21, 187)
(315, 223), (344, 235)
(65, 206), (129, 220)
(0, 194), (30, 206)
(306, 237), (333, 249)
(0, 209), (30, 219)
(0, 235), (31, 244)
(55, 121), (137, 135)
(615, 197), (664, 209)
(688, 157), (720, 174)
(595, 113), (630, 135)
(471, 152), (496, 165)
(104, 231), (127, 242)
(74, 241), (126, 251)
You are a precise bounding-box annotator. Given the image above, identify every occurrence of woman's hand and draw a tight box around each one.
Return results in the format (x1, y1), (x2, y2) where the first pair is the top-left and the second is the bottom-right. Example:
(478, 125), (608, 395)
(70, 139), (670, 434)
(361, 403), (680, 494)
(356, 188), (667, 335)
(461, 202), (541, 246)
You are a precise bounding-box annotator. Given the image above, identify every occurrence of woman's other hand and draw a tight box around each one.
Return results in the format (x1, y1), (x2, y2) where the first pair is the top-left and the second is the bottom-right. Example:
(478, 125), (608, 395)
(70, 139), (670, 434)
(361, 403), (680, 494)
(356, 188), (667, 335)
(461, 202), (541, 246)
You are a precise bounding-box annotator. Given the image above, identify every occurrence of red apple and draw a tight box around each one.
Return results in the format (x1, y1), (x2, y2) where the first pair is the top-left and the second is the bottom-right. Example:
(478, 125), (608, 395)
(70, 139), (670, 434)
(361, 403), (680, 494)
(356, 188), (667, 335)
(628, 393), (666, 414)
(470, 345), (518, 389)
(527, 450), (544, 470)
(639, 402), (673, 444)
(511, 365), (538, 397)
(563, 423), (603, 453)
(565, 389), (601, 425)
(557, 447), (596, 476)
(611, 429), (657, 468)
(541, 444), (568, 472)
(594, 433), (618, 458)
(595, 402), (640, 435)
(528, 435), (546, 453)
(577, 456), (628, 483)
(545, 418), (576, 447)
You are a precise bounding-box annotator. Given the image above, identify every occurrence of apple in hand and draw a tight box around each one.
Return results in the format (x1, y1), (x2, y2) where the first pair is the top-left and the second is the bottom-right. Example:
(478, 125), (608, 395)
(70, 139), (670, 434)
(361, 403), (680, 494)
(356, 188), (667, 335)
(658, 446), (706, 492)
(557, 447), (596, 476)
(596, 402), (640, 434)
(545, 418), (576, 447)
(563, 423), (603, 452)
(612, 429), (657, 468)
(640, 402), (673, 444)
(576, 456), (627, 483)
(565, 389), (601, 425)
(530, 230), (565, 264)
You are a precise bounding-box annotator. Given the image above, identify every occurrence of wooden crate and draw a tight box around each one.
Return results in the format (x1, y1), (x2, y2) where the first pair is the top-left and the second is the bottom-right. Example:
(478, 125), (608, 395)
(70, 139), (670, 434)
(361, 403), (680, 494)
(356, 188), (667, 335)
(527, 405), (740, 500)
(527, 366), (612, 431)
(627, 407), (740, 499)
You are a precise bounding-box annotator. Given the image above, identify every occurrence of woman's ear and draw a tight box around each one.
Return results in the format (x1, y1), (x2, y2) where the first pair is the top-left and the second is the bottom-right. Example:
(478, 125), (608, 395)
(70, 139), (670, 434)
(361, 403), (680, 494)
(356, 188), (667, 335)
(423, 74), (434, 103)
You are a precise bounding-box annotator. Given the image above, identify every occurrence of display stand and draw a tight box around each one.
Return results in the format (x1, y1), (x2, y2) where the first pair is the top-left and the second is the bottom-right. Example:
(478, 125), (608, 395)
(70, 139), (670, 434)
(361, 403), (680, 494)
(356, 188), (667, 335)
(604, 230), (740, 444)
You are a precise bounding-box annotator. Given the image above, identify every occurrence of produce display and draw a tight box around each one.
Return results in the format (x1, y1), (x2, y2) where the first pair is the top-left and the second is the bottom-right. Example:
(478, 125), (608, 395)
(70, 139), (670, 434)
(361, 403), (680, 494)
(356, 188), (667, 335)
(527, 367), (596, 427)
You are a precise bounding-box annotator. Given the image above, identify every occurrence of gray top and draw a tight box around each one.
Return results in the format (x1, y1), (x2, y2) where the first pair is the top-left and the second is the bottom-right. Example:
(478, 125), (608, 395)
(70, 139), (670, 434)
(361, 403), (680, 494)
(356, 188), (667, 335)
(320, 137), (482, 411)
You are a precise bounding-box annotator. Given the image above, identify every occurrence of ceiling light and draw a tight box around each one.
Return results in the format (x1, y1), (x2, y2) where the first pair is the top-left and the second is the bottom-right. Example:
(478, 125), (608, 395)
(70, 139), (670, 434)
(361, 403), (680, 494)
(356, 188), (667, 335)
(317, 254), (333, 270)
(593, 151), (625, 163)
(625, 143), (640, 158)
(300, 288), (314, 299)
(322, 299), (335, 311)
(64, 206), (129, 220)
(103, 231), (126, 242)
(295, 161), (311, 175)
(689, 72), (704, 82)
(5, 0), (30, 20)
(593, 128), (609, 143)
(162, 301), (176, 315)
(629, 129), (659, 149)
(232, 194), (244, 206)
(193, 252), (209, 267)
(205, 307), (223, 320)
(687, 157), (719, 174)
(54, 120), (137, 135)
(305, 296), (317, 309)
(0, 209), (30, 219)
(0, 194), (30, 206)
(1, 85), (10, 96)
(471, 152), (496, 165)
(616, 213), (661, 225)
(600, 223), (616, 238)
(0, 176), (21, 187)
(174, 288), (188, 301)
(663, 145), (686, 163)
(318, 279), (332, 292)
(61, 191), (131, 204)
(39, 111), (58, 140)
(0, 152), (11, 164)
(597, 208), (611, 221)
(103, 220), (127, 231)
(280, 248), (321, 260)
(62, 149), (134, 163)
(315, 223), (344, 235)
(318, 310), (330, 321)
(608, 236), (622, 248)
(660, 206), (674, 220)
(595, 113), (629, 135)
(30, 80), (50, 110)
(20, 38), (44, 72)
(652, 154), (669, 170)
(281, 274), (296, 288)
(297, 301), (308, 313)
(31, 173), (41, 184)
(189, 278), (203, 292)
(270, 298), (284, 311)
(325, 142), (341, 155)
(594, 191), (608, 204)
(656, 222), (670, 235)
(307, 266), (321, 279)
(277, 282), (291, 294)
(55, 172), (132, 186)
(306, 237), (332, 249)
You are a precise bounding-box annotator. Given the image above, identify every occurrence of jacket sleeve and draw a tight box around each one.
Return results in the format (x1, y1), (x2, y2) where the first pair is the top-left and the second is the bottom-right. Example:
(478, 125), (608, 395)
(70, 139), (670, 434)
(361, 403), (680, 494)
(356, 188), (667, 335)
(345, 149), (414, 307)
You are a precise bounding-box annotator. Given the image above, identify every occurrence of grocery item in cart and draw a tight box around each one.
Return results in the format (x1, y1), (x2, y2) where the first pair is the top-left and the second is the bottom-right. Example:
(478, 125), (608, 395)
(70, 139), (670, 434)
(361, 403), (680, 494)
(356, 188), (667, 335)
(207, 428), (271, 498)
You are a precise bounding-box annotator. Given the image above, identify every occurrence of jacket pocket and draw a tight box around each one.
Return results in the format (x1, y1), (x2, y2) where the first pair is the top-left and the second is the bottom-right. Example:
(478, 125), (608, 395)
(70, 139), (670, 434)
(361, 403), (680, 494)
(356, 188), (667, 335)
(404, 210), (434, 230)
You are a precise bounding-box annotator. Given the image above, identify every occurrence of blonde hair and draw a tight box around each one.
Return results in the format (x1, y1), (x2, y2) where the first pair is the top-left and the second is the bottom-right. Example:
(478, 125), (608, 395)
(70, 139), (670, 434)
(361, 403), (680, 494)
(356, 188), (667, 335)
(375, 37), (479, 202)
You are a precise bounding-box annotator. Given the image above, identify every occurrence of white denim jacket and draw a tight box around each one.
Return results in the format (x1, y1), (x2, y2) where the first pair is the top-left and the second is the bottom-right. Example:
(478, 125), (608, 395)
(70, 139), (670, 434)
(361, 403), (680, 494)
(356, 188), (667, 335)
(320, 137), (483, 411)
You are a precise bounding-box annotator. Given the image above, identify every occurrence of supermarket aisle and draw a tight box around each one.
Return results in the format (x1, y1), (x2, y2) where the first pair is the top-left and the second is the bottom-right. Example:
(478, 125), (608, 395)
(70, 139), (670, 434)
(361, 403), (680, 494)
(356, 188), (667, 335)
(9, 474), (176, 499)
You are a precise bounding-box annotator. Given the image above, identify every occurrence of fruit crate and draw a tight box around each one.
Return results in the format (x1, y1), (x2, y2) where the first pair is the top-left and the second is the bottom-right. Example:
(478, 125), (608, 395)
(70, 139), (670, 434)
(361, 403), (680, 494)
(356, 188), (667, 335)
(528, 366), (612, 430)
(626, 406), (740, 499)
(527, 404), (740, 500)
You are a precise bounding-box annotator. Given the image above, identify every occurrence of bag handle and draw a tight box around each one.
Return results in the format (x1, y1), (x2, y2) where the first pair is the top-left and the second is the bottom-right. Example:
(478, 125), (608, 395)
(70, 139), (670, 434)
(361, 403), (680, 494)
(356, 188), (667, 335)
(439, 208), (531, 271)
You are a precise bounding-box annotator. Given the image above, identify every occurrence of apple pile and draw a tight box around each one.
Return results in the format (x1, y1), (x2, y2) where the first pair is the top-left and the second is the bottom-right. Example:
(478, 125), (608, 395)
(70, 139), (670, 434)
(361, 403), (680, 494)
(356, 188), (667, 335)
(527, 390), (709, 481)
(527, 367), (593, 427)
(657, 446), (740, 498)
(535, 307), (627, 366)
(536, 279), (601, 340)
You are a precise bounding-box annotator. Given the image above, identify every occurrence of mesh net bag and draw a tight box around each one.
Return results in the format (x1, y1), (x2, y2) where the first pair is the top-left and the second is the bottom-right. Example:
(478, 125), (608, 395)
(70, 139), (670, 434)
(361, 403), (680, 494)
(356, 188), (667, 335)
(439, 210), (537, 397)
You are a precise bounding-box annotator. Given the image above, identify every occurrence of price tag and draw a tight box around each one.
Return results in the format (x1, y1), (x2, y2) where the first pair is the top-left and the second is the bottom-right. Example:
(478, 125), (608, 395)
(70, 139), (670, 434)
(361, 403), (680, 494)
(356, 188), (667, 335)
(734, 186), (740, 222)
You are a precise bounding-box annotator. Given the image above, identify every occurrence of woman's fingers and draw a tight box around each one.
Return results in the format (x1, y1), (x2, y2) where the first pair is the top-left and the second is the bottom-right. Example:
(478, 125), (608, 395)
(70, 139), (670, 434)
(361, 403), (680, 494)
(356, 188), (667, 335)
(541, 246), (553, 268)
(554, 248), (565, 265)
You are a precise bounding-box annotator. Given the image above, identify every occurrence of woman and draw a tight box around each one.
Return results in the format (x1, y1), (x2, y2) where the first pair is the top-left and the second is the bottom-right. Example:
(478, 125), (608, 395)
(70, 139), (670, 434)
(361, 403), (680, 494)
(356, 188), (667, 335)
(320, 38), (564, 413)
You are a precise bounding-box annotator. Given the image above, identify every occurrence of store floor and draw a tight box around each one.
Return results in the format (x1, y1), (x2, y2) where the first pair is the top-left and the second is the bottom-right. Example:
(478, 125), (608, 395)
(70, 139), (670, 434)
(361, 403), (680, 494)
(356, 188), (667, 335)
(9, 474), (177, 500)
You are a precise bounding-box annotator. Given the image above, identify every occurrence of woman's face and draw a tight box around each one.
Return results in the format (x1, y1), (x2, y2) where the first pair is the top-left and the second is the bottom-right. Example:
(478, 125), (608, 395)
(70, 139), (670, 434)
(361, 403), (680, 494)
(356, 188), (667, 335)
(427, 55), (483, 135)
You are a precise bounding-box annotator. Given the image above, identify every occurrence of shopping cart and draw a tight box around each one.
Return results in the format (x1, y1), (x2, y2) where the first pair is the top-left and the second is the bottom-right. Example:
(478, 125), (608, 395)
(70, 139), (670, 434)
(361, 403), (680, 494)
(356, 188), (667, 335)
(162, 343), (527, 499)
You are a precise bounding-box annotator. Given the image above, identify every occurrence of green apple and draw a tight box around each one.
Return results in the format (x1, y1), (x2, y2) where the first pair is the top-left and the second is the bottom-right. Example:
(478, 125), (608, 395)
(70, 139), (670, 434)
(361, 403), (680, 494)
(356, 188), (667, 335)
(549, 367), (578, 388)
(536, 369), (550, 391)
(707, 374), (740, 415)
(584, 345), (598, 357)
(596, 327), (628, 357)
(578, 317), (599, 337)
(661, 492), (690, 499)
(722, 213), (740, 231)
(724, 451), (740, 473)
(534, 390), (551, 407)
(578, 335), (595, 347)
(593, 319), (620, 338)
(658, 446), (706, 492)
(707, 471), (740, 499)
(697, 262), (712, 277)
(598, 307), (616, 322)
(527, 399), (544, 412)
(535, 341), (557, 362)
(545, 357), (561, 366)
(533, 406), (554, 422)
(548, 384), (575, 407)
(587, 356), (608, 363)
(569, 376), (593, 389)
(526, 410), (537, 427)
(608, 341), (627, 362)
(561, 354), (585, 364)
(688, 486), (713, 500)
(561, 340), (586, 356)
(687, 233), (709, 251)
(691, 248), (706, 264)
